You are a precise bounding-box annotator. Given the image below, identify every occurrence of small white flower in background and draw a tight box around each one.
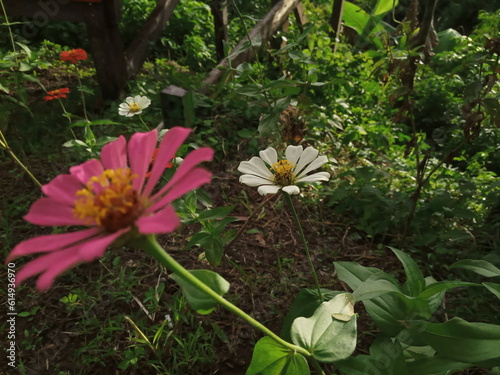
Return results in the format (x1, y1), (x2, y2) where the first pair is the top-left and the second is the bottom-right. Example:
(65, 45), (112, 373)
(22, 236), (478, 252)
(238, 145), (330, 195)
(118, 95), (151, 117)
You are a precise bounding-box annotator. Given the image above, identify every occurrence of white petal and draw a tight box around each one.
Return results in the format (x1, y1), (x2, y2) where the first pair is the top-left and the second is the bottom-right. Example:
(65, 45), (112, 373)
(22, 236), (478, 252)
(125, 96), (135, 105)
(118, 107), (134, 117)
(259, 147), (278, 166)
(239, 174), (273, 187)
(282, 185), (300, 195)
(285, 145), (303, 166)
(296, 155), (328, 178)
(294, 146), (319, 175)
(238, 157), (272, 179)
(136, 96), (151, 108)
(297, 172), (330, 183)
(257, 185), (281, 195)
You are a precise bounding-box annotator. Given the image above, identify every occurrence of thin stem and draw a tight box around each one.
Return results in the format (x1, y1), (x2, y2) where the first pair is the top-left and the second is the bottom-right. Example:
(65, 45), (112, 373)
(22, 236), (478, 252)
(225, 193), (277, 250)
(283, 192), (323, 301)
(0, 131), (42, 188)
(58, 99), (77, 139)
(139, 235), (313, 358)
(138, 115), (150, 131)
(0, 0), (17, 56)
(75, 67), (89, 121)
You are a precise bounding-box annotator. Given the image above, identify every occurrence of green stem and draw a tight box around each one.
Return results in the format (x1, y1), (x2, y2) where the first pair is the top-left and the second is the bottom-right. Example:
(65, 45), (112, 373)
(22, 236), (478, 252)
(75, 67), (89, 121)
(283, 192), (323, 301)
(0, 0), (17, 57)
(0, 131), (42, 188)
(58, 99), (77, 139)
(139, 235), (312, 358)
(139, 115), (150, 132)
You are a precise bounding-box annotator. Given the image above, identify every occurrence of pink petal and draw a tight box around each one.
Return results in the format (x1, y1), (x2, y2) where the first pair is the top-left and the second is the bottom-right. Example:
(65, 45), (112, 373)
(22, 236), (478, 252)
(128, 130), (158, 194)
(24, 198), (84, 226)
(36, 251), (82, 291)
(143, 127), (192, 197)
(78, 228), (127, 261)
(136, 205), (180, 234)
(100, 135), (127, 170)
(70, 159), (104, 185)
(41, 174), (84, 205)
(151, 147), (214, 203)
(6, 227), (100, 262)
(149, 168), (212, 212)
(15, 247), (81, 289)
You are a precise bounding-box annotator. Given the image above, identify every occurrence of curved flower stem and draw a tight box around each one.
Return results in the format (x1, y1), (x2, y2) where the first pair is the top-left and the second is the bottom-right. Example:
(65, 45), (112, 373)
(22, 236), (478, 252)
(58, 100), (77, 139)
(139, 235), (320, 363)
(138, 115), (150, 132)
(282, 192), (323, 301)
(0, 131), (42, 188)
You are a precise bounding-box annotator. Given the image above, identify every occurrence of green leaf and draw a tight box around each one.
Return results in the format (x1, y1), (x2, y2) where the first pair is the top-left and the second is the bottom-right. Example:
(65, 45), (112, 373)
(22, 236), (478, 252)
(170, 270), (229, 315)
(483, 282), (500, 299)
(407, 355), (471, 375)
(236, 84), (263, 97)
(408, 318), (500, 363)
(418, 281), (480, 299)
(389, 247), (426, 297)
(449, 259), (500, 277)
(87, 119), (123, 126)
(246, 337), (309, 375)
(18, 62), (33, 72)
(280, 288), (343, 342)
(373, 0), (398, 16)
(291, 293), (357, 362)
(342, 2), (370, 36)
(369, 336), (408, 374)
(204, 236), (224, 266)
(352, 273), (401, 301)
(197, 206), (234, 221)
(363, 295), (407, 336)
(334, 261), (385, 289)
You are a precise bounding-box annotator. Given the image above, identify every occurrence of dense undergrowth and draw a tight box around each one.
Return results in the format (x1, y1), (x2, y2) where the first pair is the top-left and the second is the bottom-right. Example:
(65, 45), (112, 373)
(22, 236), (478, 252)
(1, 0), (500, 374)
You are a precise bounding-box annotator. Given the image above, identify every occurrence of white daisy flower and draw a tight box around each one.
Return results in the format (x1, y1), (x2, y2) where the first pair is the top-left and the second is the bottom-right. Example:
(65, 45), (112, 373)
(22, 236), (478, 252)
(118, 95), (151, 117)
(238, 145), (330, 195)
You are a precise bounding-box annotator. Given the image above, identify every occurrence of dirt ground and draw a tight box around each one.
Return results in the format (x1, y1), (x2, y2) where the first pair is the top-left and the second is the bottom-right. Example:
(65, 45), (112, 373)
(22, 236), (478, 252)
(0, 158), (490, 375)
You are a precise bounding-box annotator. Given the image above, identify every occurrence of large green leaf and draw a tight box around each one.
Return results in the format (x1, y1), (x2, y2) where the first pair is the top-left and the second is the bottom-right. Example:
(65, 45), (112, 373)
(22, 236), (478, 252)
(246, 337), (309, 375)
(335, 337), (407, 375)
(170, 270), (229, 315)
(365, 298), (403, 331)
(334, 261), (388, 289)
(280, 288), (342, 342)
(449, 259), (500, 277)
(407, 355), (471, 375)
(408, 318), (500, 363)
(342, 2), (370, 36)
(389, 247), (425, 297)
(373, 0), (399, 17)
(291, 293), (357, 362)
(352, 273), (401, 301)
(483, 282), (500, 299)
(417, 281), (480, 299)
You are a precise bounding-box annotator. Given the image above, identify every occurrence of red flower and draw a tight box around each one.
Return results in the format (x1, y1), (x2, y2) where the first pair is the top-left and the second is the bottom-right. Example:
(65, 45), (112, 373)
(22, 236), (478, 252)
(44, 88), (70, 101)
(60, 49), (88, 64)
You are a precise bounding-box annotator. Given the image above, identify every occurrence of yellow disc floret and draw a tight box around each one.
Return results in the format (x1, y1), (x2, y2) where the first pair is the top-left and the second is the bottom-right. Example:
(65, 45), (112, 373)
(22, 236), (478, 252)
(271, 160), (295, 186)
(73, 168), (145, 232)
(128, 102), (141, 114)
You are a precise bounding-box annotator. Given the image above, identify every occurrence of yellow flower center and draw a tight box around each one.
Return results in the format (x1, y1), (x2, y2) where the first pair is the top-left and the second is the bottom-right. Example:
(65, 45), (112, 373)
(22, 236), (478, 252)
(271, 160), (295, 186)
(128, 102), (141, 113)
(73, 168), (145, 232)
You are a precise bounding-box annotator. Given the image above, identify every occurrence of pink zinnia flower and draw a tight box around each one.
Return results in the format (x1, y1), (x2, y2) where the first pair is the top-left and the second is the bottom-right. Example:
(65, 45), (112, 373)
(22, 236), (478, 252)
(6, 128), (213, 291)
